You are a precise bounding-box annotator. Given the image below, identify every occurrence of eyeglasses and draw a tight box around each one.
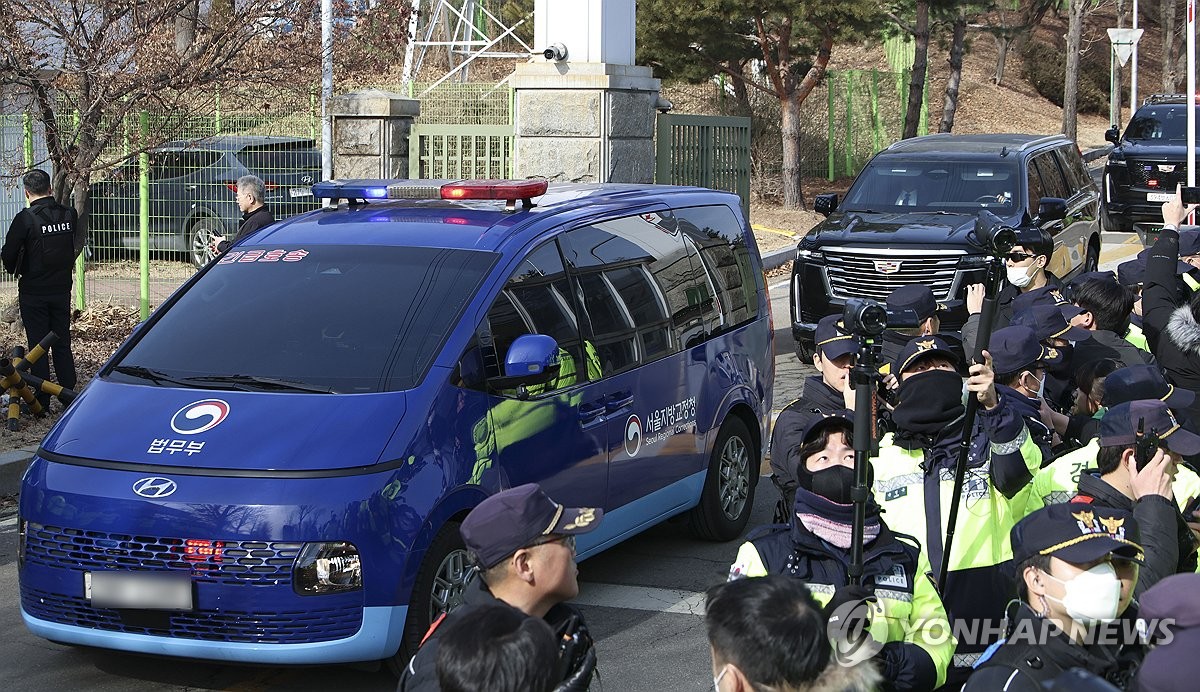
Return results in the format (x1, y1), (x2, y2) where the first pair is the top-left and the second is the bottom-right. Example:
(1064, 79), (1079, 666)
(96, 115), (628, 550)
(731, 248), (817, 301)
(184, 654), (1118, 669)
(1005, 252), (1036, 263)
(525, 534), (575, 552)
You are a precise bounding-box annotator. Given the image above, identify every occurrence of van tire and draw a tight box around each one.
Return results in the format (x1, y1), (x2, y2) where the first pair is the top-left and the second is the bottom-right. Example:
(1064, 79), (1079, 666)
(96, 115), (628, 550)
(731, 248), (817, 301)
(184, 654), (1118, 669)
(689, 417), (757, 542)
(387, 519), (471, 677)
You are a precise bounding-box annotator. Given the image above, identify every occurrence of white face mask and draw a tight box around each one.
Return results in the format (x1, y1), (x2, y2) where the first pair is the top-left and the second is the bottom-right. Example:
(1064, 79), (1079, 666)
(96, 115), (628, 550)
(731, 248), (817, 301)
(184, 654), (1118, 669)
(1023, 371), (1046, 400)
(1007, 263), (1037, 288)
(713, 665), (729, 691)
(1042, 561), (1122, 625)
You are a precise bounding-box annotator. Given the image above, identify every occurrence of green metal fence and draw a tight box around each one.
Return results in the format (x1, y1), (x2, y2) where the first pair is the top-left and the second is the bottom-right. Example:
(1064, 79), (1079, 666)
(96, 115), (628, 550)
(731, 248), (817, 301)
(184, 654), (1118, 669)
(408, 124), (514, 179)
(655, 114), (751, 218)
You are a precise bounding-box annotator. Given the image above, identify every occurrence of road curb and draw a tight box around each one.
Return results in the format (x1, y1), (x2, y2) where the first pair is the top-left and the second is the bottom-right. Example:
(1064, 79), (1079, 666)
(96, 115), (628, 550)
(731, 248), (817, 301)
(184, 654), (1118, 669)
(0, 446), (36, 496)
(762, 247), (794, 272)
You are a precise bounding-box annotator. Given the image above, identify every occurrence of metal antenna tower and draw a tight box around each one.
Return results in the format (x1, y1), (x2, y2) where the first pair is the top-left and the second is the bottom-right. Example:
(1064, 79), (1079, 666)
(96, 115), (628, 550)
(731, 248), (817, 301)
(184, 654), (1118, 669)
(402, 0), (533, 95)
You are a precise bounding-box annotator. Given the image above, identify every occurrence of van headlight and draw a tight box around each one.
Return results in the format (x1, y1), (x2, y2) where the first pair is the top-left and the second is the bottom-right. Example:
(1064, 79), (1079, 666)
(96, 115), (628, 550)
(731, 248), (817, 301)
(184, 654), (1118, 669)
(293, 542), (362, 595)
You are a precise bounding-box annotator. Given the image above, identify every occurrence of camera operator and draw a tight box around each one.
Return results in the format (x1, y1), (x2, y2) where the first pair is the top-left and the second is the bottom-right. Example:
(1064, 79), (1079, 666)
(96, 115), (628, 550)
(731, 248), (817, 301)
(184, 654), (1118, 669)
(870, 333), (1042, 687)
(962, 228), (1061, 357)
(731, 414), (954, 690)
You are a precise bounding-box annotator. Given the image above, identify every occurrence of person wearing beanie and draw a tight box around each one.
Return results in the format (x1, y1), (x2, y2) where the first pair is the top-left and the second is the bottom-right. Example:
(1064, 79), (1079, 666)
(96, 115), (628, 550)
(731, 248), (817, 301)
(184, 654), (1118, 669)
(964, 502), (1146, 691)
(869, 334), (1043, 687)
(729, 416), (953, 691)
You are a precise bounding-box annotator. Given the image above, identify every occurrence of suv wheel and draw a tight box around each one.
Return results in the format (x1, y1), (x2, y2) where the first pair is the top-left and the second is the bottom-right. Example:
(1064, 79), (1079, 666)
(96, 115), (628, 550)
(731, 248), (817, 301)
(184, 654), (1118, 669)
(1083, 236), (1100, 273)
(689, 416), (757, 541)
(188, 217), (225, 268)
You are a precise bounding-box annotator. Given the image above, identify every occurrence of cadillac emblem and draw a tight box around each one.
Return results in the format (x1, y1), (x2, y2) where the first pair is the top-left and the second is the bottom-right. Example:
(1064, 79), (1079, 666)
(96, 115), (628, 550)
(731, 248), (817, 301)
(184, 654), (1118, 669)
(874, 260), (902, 274)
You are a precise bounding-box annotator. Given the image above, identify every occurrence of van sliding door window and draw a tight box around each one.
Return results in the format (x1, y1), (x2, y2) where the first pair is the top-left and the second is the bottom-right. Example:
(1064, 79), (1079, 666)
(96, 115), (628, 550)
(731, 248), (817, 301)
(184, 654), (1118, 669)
(674, 206), (761, 338)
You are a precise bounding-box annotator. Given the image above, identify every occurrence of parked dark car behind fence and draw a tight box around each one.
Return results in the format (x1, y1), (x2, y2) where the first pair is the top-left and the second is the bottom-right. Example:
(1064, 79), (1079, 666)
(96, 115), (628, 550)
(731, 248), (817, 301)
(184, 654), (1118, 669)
(87, 135), (321, 267)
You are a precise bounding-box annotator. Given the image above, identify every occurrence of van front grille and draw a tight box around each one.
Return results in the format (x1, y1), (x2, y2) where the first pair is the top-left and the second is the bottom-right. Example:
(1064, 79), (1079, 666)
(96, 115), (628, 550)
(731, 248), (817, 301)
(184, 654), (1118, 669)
(23, 522), (302, 586)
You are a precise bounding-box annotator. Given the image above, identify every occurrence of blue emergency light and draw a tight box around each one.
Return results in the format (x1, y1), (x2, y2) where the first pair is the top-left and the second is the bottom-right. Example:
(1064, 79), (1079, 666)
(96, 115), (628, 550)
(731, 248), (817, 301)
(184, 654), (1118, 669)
(312, 179), (549, 211)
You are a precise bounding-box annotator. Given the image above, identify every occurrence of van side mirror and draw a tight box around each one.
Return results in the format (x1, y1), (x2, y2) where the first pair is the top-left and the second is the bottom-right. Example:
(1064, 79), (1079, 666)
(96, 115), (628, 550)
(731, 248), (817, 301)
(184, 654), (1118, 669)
(1037, 197), (1068, 223)
(814, 194), (838, 217)
(489, 334), (561, 391)
(1104, 126), (1120, 145)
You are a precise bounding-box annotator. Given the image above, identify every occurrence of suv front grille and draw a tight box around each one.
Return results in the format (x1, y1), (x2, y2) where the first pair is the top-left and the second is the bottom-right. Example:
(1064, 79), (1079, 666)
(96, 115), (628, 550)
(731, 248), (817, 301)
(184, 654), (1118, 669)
(1127, 159), (1187, 188)
(823, 248), (962, 301)
(24, 522), (302, 586)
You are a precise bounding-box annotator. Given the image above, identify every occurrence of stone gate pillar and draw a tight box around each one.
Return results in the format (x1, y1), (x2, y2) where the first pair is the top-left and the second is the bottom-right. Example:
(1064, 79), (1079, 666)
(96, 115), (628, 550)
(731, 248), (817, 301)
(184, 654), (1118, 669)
(511, 0), (660, 184)
(329, 89), (420, 179)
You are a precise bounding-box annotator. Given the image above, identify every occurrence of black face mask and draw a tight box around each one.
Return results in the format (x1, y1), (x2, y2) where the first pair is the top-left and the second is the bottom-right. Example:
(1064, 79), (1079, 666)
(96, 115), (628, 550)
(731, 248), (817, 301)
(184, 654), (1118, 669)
(892, 369), (966, 435)
(797, 462), (874, 505)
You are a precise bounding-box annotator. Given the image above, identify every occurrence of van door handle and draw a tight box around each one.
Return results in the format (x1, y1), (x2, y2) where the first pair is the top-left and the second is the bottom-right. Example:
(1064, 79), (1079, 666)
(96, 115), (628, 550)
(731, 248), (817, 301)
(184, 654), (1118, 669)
(185, 184), (198, 191)
(604, 391), (634, 412)
(578, 401), (605, 422)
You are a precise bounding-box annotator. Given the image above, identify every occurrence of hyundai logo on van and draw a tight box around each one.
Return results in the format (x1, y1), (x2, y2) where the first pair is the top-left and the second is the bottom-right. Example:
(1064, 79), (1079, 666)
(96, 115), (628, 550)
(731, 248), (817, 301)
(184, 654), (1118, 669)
(170, 399), (231, 435)
(132, 477), (178, 498)
(625, 414), (642, 457)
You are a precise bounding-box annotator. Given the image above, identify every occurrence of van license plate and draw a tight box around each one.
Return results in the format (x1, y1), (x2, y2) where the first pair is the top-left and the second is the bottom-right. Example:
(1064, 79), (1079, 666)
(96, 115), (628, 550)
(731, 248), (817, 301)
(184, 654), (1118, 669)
(85, 572), (193, 610)
(1147, 192), (1173, 202)
(289, 187), (313, 198)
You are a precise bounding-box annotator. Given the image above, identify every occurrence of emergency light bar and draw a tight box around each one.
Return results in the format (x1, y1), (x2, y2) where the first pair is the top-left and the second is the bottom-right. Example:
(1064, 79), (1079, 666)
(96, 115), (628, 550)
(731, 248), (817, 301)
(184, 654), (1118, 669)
(312, 179), (549, 211)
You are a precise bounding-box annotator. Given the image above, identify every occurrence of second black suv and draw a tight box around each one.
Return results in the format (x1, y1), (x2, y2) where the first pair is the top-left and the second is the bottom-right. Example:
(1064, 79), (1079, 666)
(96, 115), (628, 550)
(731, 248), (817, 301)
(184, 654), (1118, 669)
(1103, 93), (1197, 239)
(791, 133), (1101, 360)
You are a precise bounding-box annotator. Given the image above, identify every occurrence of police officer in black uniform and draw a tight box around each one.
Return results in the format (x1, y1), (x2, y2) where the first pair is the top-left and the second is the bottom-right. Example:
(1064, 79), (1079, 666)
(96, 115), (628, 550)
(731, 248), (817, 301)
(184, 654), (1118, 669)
(1, 169), (82, 408)
(964, 502), (1146, 691)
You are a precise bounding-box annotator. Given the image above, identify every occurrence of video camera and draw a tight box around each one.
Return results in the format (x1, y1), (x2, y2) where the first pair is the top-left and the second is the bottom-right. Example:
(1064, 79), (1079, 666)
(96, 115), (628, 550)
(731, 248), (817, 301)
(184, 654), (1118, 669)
(842, 297), (920, 338)
(974, 210), (1019, 256)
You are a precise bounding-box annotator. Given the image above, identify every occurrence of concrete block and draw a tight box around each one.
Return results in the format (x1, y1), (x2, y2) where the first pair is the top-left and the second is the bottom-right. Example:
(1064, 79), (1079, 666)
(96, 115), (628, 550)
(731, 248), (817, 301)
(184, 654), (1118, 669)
(335, 120), (381, 157)
(515, 138), (601, 182)
(516, 91), (601, 137)
(607, 92), (655, 138)
(606, 138), (655, 184)
(331, 89), (420, 118)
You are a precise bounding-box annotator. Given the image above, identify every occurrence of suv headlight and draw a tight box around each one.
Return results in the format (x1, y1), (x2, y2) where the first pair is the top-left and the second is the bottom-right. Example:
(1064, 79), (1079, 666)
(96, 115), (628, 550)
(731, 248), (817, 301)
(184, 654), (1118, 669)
(796, 248), (821, 260)
(1107, 149), (1125, 164)
(293, 542), (362, 595)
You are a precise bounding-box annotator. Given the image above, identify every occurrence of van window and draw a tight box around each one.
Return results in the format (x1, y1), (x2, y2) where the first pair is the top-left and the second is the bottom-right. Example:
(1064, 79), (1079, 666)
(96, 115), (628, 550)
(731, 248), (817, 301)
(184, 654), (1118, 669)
(674, 206), (760, 333)
(483, 240), (590, 391)
(111, 245), (496, 393)
(1032, 153), (1069, 201)
(1055, 144), (1093, 194)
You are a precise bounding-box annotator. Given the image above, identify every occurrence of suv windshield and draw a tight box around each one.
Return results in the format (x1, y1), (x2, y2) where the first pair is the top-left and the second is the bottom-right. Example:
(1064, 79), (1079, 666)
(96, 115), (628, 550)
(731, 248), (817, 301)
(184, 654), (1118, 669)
(111, 245), (496, 393)
(841, 159), (1020, 213)
(1124, 104), (1199, 141)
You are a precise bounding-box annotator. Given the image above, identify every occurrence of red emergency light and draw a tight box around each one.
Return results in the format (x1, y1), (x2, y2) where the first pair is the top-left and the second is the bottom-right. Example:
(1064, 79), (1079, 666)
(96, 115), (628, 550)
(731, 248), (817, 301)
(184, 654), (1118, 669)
(440, 180), (549, 210)
(183, 538), (224, 562)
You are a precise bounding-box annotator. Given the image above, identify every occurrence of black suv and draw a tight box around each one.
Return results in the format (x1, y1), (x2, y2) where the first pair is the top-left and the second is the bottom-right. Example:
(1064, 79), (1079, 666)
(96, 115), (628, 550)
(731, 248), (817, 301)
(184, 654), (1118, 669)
(1102, 93), (1197, 239)
(791, 133), (1101, 360)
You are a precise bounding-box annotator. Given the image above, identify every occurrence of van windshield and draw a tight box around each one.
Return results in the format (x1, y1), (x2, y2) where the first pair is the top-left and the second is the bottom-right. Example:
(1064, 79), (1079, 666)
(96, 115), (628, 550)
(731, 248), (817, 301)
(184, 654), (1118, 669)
(842, 160), (1019, 213)
(110, 245), (497, 393)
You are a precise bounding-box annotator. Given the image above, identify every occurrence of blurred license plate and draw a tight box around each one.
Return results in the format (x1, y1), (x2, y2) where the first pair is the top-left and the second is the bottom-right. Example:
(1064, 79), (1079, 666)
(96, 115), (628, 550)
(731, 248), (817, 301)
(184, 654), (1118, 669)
(289, 187), (313, 198)
(1147, 192), (1173, 202)
(85, 572), (193, 610)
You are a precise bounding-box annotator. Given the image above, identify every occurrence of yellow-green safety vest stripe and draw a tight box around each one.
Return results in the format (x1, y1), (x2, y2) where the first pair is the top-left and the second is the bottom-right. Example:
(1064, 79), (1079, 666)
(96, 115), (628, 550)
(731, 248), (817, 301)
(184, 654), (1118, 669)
(730, 542), (954, 688)
(1124, 323), (1149, 351)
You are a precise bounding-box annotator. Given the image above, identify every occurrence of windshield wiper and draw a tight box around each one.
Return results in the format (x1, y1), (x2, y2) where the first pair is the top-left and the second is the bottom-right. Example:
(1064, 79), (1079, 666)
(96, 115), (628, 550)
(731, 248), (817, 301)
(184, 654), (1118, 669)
(112, 365), (199, 388)
(183, 374), (338, 394)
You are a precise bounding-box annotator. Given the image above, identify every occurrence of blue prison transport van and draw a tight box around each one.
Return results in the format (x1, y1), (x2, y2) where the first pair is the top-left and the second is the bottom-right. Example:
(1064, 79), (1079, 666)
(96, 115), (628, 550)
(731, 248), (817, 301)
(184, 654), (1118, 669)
(17, 179), (773, 668)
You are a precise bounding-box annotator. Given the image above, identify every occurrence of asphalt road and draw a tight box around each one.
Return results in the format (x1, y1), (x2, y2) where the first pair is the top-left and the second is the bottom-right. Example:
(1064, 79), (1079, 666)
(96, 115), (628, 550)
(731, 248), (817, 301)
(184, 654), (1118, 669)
(0, 234), (1141, 691)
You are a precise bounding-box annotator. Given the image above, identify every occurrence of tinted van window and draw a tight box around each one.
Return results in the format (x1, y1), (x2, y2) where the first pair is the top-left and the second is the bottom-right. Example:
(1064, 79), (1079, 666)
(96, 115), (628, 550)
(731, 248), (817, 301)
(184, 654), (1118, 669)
(483, 240), (588, 390)
(675, 206), (761, 331)
(112, 245), (496, 392)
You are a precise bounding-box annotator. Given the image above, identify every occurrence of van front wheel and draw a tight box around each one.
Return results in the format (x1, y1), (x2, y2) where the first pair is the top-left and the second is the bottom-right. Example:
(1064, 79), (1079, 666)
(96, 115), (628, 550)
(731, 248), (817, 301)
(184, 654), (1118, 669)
(387, 520), (471, 676)
(689, 417), (757, 541)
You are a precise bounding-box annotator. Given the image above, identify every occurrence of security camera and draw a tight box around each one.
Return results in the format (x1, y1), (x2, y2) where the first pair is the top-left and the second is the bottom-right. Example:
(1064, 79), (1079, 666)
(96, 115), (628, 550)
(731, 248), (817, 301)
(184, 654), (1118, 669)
(655, 96), (674, 114)
(542, 43), (568, 62)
